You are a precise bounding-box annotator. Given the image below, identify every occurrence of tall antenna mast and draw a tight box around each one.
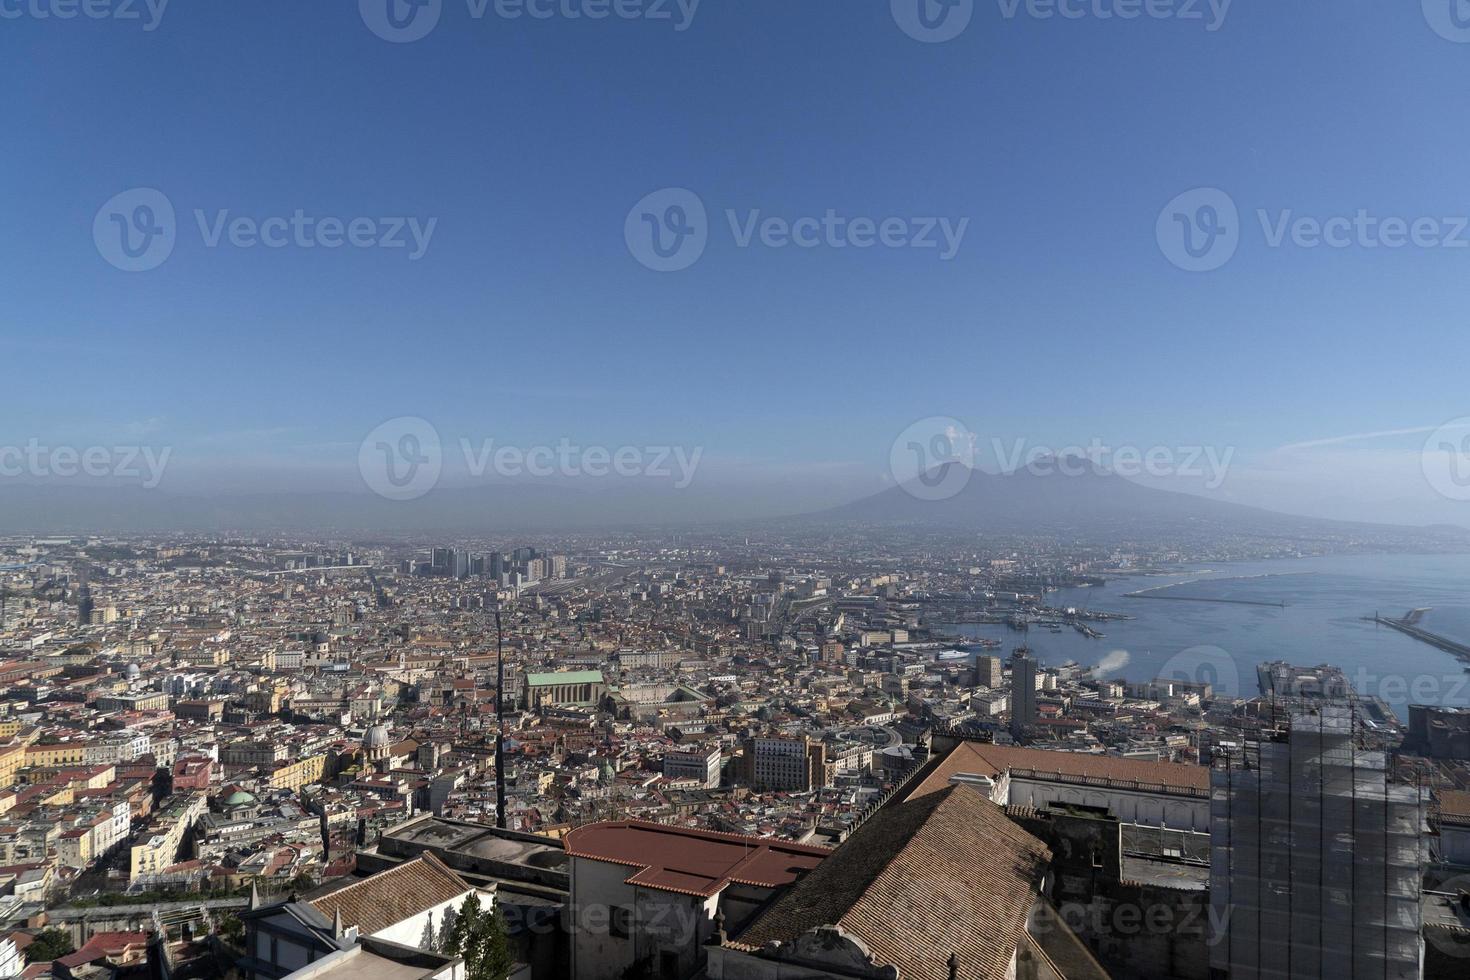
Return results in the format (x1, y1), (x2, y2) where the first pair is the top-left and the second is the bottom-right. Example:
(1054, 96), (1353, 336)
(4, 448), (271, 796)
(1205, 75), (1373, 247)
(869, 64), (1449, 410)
(495, 608), (508, 830)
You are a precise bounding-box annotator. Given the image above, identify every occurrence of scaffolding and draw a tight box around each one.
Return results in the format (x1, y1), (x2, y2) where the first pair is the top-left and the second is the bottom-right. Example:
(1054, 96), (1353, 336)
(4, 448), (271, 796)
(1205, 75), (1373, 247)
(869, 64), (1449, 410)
(1209, 703), (1427, 979)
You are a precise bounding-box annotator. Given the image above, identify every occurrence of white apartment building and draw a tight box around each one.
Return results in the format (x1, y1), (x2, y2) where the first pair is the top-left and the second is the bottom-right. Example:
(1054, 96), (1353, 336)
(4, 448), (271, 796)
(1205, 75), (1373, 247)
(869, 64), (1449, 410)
(663, 746), (721, 789)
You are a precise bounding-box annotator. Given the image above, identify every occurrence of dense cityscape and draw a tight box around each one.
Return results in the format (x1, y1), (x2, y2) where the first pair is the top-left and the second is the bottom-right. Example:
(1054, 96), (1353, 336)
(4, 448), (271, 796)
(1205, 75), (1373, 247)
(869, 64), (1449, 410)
(12, 1), (1470, 978)
(0, 528), (1460, 978)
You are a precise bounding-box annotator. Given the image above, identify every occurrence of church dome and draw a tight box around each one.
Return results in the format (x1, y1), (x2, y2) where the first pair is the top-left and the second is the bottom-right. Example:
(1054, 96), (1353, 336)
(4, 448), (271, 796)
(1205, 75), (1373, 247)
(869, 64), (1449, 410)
(363, 724), (391, 750)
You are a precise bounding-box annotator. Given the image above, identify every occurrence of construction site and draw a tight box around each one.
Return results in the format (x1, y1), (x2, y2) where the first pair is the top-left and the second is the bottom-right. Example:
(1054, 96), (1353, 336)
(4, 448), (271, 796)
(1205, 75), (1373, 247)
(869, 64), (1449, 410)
(1209, 703), (1429, 979)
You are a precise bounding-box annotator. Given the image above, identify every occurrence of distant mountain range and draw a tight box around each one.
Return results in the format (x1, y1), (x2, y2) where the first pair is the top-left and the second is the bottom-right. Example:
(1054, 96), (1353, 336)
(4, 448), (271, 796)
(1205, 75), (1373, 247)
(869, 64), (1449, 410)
(0, 462), (1465, 546)
(810, 459), (1470, 545)
(815, 460), (1270, 528)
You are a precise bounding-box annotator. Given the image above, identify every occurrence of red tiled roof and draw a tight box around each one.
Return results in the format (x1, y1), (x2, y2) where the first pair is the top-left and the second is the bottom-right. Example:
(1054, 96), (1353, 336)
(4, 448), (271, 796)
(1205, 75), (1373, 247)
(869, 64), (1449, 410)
(909, 740), (1208, 800)
(1442, 789), (1470, 825)
(55, 931), (149, 969)
(738, 786), (1052, 980)
(563, 820), (829, 898)
(309, 853), (469, 936)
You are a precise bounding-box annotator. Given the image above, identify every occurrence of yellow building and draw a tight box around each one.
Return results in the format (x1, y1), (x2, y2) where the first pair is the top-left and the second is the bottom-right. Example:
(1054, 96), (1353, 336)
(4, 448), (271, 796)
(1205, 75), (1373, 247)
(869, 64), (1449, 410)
(25, 742), (90, 768)
(268, 753), (327, 792)
(0, 742), (25, 785)
(129, 793), (206, 881)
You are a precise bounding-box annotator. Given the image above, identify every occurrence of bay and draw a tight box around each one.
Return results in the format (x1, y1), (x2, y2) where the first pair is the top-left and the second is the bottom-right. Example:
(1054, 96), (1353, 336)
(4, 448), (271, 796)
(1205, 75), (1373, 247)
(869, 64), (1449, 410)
(944, 552), (1470, 714)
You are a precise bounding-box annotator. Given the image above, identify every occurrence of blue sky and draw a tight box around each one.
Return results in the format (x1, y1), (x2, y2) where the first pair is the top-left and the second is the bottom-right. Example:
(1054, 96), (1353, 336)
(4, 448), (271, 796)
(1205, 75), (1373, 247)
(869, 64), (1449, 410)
(4, 0), (1470, 523)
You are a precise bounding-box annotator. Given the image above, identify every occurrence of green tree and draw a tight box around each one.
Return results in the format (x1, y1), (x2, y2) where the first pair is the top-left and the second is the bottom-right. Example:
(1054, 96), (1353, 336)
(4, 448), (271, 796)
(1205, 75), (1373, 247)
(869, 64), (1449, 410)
(26, 930), (74, 963)
(444, 893), (513, 980)
(216, 911), (245, 946)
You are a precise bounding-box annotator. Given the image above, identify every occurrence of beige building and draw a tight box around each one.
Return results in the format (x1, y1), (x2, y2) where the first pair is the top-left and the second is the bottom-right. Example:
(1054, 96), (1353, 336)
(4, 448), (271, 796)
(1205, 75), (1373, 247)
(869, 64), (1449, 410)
(270, 753), (328, 792)
(743, 735), (829, 793)
(130, 793), (207, 881)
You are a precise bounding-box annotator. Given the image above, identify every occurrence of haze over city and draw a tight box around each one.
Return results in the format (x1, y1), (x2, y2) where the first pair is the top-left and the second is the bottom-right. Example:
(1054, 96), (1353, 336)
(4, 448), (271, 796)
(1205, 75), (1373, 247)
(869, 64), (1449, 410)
(6, 2), (1470, 527)
(6, 5), (1470, 980)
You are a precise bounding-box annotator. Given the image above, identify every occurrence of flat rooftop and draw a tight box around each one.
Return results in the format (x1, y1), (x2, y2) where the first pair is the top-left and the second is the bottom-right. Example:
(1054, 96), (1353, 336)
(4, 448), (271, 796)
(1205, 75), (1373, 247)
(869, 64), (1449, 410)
(291, 940), (463, 980)
(378, 815), (568, 873)
(307, 954), (430, 980)
(563, 820), (828, 898)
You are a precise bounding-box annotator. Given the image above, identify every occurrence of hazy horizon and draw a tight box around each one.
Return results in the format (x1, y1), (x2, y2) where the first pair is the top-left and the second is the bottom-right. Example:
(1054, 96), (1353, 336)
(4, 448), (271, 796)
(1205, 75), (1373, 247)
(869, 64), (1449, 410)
(6, 2), (1470, 531)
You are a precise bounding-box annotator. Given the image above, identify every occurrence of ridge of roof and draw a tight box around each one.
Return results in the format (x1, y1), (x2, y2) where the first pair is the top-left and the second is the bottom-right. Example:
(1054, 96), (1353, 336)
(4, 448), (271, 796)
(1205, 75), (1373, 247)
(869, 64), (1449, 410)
(736, 784), (1052, 980)
(307, 853), (469, 936)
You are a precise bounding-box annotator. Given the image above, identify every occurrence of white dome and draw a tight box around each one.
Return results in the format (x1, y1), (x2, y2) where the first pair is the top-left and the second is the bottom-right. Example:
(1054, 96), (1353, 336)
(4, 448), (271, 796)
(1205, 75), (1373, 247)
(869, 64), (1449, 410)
(363, 724), (390, 749)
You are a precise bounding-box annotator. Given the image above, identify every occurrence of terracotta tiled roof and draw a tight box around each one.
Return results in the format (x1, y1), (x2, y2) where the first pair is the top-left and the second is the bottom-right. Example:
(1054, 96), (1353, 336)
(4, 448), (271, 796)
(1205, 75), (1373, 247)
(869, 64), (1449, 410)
(736, 785), (1051, 980)
(55, 932), (150, 969)
(563, 820), (829, 898)
(1024, 901), (1112, 979)
(909, 740), (1208, 799)
(1442, 789), (1470, 825)
(308, 853), (469, 936)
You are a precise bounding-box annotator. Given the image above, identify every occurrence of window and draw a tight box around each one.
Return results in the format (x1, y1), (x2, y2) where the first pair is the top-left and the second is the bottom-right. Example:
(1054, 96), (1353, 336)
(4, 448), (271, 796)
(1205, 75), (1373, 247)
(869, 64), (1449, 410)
(610, 906), (632, 939)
